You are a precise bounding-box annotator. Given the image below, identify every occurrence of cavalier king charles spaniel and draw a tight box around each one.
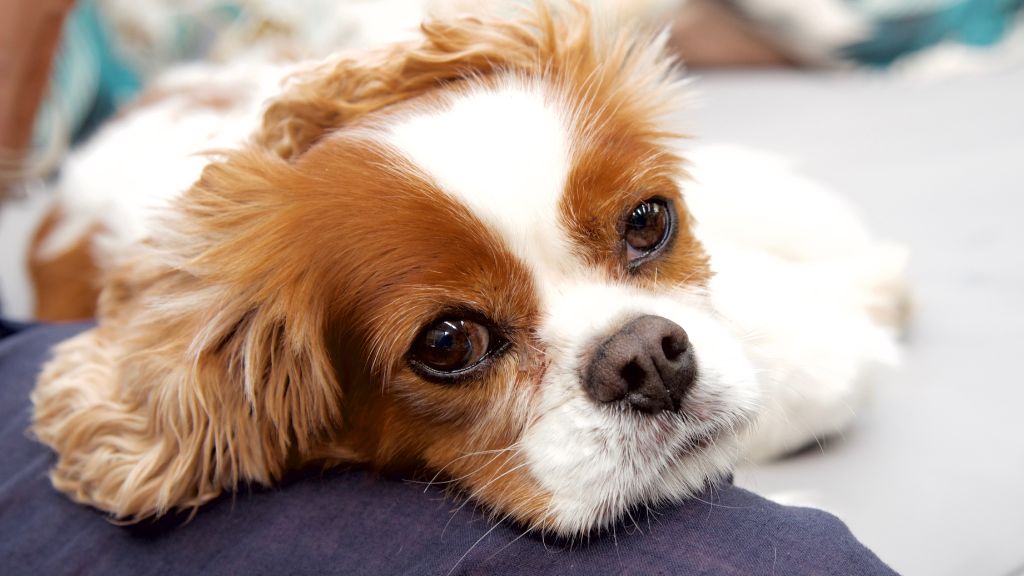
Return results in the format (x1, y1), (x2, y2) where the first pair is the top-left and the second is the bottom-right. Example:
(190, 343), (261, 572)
(30, 1), (906, 535)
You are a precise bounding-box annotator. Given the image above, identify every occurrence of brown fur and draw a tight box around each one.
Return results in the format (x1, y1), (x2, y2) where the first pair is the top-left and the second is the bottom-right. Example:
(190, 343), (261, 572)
(561, 114), (710, 286)
(32, 2), (700, 531)
(29, 207), (102, 321)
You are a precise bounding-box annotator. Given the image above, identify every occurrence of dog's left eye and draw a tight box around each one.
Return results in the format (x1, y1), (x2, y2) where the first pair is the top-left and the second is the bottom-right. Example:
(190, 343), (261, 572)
(408, 319), (499, 380)
(624, 198), (674, 265)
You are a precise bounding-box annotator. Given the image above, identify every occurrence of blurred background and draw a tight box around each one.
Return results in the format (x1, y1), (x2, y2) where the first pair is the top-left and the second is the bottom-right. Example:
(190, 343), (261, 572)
(2, 1), (1023, 574)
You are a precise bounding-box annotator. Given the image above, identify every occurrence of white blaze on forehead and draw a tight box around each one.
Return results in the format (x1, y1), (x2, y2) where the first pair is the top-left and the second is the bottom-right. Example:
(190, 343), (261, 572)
(385, 81), (579, 277)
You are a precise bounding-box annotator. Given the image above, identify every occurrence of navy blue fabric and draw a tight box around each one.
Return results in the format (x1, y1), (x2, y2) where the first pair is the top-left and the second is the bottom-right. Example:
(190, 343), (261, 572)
(0, 323), (898, 575)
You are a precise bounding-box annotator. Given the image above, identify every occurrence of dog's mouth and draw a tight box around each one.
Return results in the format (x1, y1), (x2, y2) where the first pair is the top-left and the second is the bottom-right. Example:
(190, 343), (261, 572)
(681, 425), (724, 454)
(628, 410), (733, 465)
(646, 394), (755, 464)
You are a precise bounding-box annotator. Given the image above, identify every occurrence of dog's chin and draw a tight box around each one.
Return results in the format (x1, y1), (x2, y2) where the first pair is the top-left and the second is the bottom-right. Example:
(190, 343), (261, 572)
(629, 406), (750, 498)
(660, 414), (750, 487)
(522, 402), (752, 537)
(542, 439), (745, 538)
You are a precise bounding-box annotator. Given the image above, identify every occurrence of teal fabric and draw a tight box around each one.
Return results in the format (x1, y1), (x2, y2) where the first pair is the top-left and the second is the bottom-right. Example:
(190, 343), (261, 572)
(30, 0), (244, 149)
(32, 0), (141, 149)
(846, 0), (1024, 65)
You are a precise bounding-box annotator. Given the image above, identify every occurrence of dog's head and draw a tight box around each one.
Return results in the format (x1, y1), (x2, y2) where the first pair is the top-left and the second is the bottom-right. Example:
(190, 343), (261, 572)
(34, 3), (758, 535)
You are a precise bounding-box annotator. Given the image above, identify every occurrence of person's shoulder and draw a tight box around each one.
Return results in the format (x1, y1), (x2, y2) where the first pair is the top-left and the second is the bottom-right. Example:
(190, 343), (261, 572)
(0, 322), (897, 576)
(451, 482), (897, 575)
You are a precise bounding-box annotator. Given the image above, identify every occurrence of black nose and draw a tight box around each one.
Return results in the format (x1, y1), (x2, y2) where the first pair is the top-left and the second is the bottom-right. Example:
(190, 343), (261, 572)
(583, 315), (697, 415)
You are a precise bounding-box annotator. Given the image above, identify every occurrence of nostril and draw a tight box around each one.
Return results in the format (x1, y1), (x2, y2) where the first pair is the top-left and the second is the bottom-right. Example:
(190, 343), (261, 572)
(661, 333), (688, 361)
(661, 336), (678, 360)
(619, 360), (646, 391)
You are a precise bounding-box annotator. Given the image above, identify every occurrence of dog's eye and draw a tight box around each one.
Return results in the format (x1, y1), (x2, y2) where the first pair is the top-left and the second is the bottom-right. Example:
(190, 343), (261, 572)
(624, 198), (674, 264)
(408, 319), (495, 379)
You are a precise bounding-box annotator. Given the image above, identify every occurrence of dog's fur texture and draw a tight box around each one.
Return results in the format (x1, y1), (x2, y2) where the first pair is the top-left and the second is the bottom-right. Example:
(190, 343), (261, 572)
(31, 2), (906, 535)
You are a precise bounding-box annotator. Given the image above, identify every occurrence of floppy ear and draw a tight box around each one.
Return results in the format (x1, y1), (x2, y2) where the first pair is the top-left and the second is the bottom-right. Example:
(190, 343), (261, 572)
(32, 150), (350, 520)
(257, 2), (596, 160)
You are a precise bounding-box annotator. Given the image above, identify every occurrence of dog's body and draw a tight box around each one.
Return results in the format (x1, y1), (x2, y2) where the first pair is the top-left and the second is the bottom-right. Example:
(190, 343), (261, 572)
(30, 4), (905, 535)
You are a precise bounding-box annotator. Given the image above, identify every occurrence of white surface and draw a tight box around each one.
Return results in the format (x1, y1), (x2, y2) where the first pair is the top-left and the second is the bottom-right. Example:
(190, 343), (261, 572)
(0, 186), (49, 319)
(686, 69), (1024, 576)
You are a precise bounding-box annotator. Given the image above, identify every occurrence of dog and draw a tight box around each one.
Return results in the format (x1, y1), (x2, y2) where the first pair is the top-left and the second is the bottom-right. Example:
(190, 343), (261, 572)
(30, 2), (906, 535)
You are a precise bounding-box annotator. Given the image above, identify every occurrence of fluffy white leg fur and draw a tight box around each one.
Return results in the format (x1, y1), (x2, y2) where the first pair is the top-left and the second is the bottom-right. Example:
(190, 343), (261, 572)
(684, 144), (907, 460)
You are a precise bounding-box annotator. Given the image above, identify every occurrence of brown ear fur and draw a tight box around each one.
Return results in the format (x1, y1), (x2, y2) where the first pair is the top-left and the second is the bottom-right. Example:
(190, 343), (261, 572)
(31, 149), (348, 519)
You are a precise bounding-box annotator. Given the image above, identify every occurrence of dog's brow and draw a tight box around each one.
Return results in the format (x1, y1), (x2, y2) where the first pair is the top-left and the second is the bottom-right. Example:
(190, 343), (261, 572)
(385, 81), (583, 282)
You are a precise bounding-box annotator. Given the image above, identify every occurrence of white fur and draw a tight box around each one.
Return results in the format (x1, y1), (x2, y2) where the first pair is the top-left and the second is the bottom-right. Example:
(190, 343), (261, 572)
(385, 81), (579, 280)
(38, 60), (292, 261)
(684, 145), (904, 459)
(525, 283), (758, 531)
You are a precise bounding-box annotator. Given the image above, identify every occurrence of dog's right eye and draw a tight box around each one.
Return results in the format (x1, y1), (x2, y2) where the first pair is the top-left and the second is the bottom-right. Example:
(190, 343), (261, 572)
(408, 319), (501, 381)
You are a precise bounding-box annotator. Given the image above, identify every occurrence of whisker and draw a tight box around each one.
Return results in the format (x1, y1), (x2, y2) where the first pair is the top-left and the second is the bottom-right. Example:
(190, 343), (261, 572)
(442, 458), (527, 537)
(446, 510), (514, 576)
(410, 446), (520, 491)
